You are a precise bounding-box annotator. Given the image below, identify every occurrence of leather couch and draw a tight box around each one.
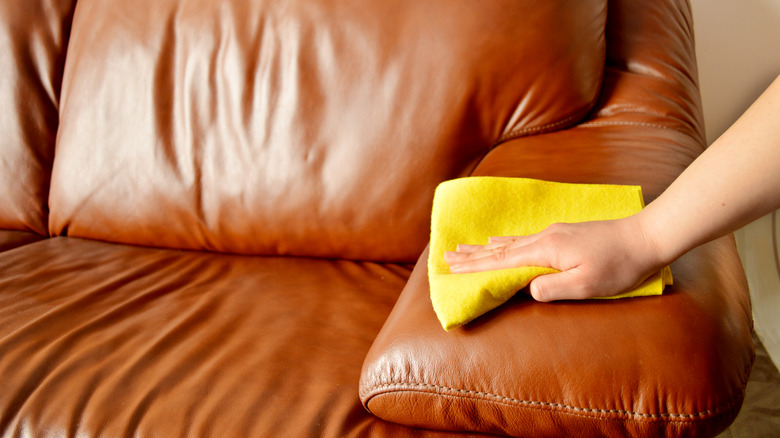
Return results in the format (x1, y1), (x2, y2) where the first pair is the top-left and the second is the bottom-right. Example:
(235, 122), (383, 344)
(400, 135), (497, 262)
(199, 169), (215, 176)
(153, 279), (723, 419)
(0, 0), (754, 436)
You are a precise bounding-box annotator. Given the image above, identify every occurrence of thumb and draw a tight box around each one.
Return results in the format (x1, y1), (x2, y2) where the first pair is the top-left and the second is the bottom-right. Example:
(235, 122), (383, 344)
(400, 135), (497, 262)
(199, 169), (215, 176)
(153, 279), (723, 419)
(528, 270), (587, 302)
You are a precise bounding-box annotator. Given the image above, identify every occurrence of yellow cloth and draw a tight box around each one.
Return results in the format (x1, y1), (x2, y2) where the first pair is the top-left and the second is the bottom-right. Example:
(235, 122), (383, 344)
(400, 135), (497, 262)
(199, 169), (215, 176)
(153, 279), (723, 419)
(428, 177), (673, 331)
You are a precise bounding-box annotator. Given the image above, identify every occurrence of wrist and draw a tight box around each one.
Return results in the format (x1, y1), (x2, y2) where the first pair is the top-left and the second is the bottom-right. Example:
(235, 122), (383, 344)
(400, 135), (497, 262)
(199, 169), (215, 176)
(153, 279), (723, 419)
(629, 209), (678, 268)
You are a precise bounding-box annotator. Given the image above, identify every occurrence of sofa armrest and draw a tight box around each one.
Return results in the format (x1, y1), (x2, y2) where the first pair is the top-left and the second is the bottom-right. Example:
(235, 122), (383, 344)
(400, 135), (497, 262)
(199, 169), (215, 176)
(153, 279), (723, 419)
(360, 238), (753, 436)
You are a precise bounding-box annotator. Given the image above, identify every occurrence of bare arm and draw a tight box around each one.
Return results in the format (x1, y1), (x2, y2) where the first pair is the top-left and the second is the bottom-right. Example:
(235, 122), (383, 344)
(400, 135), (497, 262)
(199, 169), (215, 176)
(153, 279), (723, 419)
(639, 75), (780, 263)
(445, 75), (780, 301)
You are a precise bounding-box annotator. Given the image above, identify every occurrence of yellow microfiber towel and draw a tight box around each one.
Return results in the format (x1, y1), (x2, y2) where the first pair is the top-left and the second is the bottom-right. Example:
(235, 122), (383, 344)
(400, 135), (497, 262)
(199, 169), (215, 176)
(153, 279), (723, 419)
(428, 177), (673, 331)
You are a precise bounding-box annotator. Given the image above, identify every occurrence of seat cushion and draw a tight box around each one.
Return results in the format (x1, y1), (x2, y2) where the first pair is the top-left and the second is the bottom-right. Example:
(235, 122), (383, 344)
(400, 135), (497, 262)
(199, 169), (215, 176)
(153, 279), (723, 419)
(0, 238), (484, 437)
(0, 0), (76, 235)
(49, 0), (606, 261)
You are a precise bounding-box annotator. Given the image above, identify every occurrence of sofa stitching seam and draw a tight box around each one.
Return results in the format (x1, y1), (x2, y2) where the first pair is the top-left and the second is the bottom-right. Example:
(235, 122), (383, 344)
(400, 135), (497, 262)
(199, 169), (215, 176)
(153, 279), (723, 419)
(577, 120), (678, 131)
(494, 101), (596, 146)
(361, 381), (746, 421)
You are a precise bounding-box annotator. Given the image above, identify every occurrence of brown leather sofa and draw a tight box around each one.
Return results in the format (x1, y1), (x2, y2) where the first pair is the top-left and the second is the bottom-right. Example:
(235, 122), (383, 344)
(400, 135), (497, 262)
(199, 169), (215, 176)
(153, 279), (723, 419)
(0, 0), (754, 436)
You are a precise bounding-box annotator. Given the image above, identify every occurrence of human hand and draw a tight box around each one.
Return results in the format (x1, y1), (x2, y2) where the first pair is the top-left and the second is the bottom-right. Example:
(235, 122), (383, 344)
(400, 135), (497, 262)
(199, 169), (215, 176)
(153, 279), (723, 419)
(443, 218), (666, 302)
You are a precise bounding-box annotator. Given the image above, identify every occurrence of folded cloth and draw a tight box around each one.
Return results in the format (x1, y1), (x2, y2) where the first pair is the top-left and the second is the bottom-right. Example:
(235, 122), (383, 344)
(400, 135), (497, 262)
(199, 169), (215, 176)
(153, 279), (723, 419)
(428, 177), (673, 331)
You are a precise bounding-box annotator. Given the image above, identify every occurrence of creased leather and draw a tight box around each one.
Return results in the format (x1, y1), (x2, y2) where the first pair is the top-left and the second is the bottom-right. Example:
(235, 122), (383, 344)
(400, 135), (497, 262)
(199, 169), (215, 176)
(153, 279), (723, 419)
(49, 0), (606, 262)
(0, 238), (482, 437)
(0, 230), (43, 253)
(2, 0), (755, 436)
(0, 0), (76, 235)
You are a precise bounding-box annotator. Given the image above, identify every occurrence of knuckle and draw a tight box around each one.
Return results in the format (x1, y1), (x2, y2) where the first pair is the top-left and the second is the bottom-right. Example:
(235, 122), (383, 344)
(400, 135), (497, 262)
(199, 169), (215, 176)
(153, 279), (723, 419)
(490, 245), (510, 265)
(546, 222), (561, 230)
(545, 222), (566, 233)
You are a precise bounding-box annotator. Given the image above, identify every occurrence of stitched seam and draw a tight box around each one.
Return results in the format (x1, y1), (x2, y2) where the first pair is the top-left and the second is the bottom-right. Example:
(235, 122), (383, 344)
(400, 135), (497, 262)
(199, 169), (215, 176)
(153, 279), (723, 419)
(577, 120), (678, 132)
(495, 105), (592, 145)
(362, 381), (746, 422)
(370, 389), (710, 424)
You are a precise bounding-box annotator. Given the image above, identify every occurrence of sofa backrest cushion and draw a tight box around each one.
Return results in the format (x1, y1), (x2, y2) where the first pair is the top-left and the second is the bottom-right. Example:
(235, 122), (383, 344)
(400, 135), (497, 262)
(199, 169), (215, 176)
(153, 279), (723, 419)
(0, 1), (76, 236)
(49, 0), (606, 261)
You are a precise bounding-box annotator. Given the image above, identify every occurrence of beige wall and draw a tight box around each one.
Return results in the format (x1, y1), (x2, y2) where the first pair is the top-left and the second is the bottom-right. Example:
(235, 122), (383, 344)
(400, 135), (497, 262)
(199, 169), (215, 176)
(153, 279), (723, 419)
(690, 0), (780, 367)
(691, 0), (780, 143)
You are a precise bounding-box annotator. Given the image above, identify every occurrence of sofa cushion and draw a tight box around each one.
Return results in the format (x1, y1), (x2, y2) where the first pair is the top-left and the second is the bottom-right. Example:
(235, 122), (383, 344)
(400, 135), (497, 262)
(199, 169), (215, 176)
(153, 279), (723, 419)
(49, 0), (606, 262)
(0, 237), (490, 437)
(0, 0), (76, 235)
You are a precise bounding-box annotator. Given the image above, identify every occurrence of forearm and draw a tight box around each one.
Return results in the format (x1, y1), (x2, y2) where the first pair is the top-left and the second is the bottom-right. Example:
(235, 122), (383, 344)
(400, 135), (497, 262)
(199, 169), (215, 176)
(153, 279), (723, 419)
(636, 75), (780, 264)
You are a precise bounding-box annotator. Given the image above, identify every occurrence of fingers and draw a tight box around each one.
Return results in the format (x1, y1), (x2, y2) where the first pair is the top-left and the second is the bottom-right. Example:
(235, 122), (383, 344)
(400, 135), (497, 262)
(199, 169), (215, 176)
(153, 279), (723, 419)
(528, 270), (586, 302)
(528, 268), (637, 302)
(445, 234), (542, 263)
(444, 239), (518, 266)
(455, 244), (483, 252)
(443, 240), (514, 266)
(447, 239), (552, 274)
(456, 237), (522, 252)
(488, 236), (518, 243)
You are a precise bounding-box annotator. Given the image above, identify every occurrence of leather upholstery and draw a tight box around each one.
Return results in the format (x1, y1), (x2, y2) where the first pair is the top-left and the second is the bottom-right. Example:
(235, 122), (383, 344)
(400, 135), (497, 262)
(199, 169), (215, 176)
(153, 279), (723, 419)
(0, 0), (76, 235)
(0, 238), (481, 437)
(0, 230), (43, 252)
(360, 2), (754, 435)
(361, 240), (752, 437)
(48, 0), (605, 262)
(0, 0), (754, 436)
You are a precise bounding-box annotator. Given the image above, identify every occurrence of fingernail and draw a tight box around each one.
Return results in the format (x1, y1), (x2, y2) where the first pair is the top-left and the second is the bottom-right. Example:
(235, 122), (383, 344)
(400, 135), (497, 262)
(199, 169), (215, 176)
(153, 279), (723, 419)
(450, 264), (463, 273)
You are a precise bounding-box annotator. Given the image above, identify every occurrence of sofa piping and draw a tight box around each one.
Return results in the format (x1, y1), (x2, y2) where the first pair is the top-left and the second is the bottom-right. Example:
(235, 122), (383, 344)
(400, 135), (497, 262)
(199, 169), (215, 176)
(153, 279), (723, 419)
(361, 371), (750, 424)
